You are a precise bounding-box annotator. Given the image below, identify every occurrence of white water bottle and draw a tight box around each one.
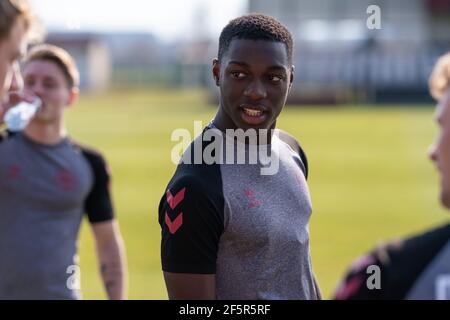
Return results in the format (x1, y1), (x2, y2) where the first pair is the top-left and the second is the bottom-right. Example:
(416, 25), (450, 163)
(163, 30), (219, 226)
(4, 97), (42, 132)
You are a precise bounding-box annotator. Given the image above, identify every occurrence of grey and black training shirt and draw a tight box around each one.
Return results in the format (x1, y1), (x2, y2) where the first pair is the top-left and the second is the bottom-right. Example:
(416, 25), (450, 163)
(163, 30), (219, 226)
(334, 223), (450, 300)
(159, 126), (320, 300)
(0, 131), (114, 300)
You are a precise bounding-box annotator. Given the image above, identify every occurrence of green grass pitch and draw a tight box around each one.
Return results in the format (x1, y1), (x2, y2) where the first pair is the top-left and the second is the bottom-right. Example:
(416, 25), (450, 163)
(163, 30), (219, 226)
(65, 89), (449, 299)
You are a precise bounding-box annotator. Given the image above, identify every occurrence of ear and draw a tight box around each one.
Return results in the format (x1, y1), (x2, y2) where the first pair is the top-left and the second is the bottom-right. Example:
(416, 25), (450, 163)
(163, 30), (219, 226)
(212, 58), (220, 86)
(67, 87), (79, 107)
(289, 65), (295, 91)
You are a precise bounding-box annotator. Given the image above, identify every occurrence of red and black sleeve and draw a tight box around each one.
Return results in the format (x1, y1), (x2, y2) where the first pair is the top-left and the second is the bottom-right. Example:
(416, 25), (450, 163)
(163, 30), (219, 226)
(79, 145), (115, 223)
(159, 163), (225, 274)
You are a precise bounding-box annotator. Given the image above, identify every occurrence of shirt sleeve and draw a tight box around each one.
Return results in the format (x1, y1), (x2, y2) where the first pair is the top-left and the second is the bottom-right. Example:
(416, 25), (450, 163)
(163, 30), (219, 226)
(333, 251), (384, 300)
(159, 174), (224, 274)
(334, 224), (450, 300)
(81, 148), (115, 223)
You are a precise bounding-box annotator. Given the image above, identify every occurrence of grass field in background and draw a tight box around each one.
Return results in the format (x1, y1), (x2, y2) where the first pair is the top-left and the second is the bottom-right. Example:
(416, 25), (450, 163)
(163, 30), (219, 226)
(65, 89), (449, 299)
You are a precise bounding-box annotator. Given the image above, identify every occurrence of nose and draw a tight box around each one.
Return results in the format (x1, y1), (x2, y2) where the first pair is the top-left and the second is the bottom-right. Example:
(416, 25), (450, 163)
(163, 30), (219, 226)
(8, 65), (23, 92)
(244, 79), (267, 101)
(428, 144), (438, 162)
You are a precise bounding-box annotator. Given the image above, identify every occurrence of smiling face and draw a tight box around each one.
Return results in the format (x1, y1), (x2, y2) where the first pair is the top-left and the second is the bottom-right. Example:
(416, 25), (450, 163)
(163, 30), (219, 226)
(22, 59), (77, 125)
(213, 39), (294, 131)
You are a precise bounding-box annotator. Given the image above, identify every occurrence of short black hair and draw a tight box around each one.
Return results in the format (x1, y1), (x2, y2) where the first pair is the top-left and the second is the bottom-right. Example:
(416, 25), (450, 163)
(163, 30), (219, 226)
(218, 13), (293, 63)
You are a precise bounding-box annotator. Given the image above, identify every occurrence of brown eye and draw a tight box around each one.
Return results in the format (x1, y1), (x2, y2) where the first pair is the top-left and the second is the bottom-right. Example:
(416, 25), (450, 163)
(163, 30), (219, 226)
(231, 71), (246, 79)
(43, 81), (56, 89)
(269, 75), (283, 83)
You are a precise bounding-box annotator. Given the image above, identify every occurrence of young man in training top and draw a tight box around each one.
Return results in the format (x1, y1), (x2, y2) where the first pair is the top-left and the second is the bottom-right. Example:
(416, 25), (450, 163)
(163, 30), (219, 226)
(0, 44), (127, 300)
(159, 14), (321, 300)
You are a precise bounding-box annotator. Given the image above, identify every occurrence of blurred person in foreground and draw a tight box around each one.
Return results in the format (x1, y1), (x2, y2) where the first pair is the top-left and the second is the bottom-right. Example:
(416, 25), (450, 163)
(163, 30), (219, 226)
(0, 44), (127, 300)
(0, 0), (37, 122)
(334, 52), (450, 300)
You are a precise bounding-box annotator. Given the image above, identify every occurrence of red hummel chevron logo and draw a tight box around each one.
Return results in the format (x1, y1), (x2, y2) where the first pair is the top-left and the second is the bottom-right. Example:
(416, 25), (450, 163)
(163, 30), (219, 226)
(165, 187), (187, 234)
(166, 187), (186, 209)
(165, 212), (183, 234)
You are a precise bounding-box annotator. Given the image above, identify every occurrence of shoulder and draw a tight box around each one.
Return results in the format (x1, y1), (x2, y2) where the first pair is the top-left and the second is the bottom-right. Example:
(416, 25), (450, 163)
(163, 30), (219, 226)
(385, 223), (450, 275)
(164, 168), (222, 207)
(68, 139), (112, 190)
(171, 131), (224, 192)
(69, 139), (107, 163)
(159, 161), (225, 223)
(334, 223), (450, 300)
(277, 129), (301, 151)
(277, 129), (309, 179)
(69, 139), (109, 174)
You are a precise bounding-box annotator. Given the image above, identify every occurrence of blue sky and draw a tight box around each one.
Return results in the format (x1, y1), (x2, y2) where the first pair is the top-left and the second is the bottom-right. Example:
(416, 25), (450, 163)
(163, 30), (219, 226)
(30, 0), (247, 40)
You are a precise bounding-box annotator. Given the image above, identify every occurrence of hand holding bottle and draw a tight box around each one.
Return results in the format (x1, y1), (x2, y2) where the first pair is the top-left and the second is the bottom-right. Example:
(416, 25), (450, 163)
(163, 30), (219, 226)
(1, 92), (40, 131)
